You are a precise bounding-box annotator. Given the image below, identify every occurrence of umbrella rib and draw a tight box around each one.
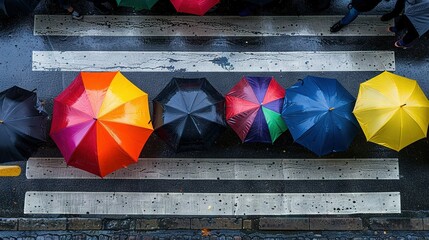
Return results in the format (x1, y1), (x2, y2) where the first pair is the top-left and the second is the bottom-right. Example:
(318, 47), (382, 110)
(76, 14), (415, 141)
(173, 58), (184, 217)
(4, 115), (47, 140)
(55, 100), (95, 119)
(190, 98), (224, 112)
(97, 95), (148, 119)
(97, 122), (138, 161)
(1, 93), (37, 121)
(365, 109), (397, 141)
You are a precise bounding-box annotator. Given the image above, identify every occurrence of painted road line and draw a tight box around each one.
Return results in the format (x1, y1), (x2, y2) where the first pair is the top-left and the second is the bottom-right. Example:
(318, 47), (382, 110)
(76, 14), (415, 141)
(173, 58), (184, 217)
(26, 158), (399, 180)
(34, 15), (394, 37)
(0, 165), (21, 177)
(24, 191), (401, 215)
(32, 51), (395, 72)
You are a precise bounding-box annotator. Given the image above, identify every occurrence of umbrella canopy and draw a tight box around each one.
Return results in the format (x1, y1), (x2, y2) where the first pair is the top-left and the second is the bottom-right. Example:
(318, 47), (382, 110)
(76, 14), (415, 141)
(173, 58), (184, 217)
(0, 86), (48, 163)
(282, 76), (359, 156)
(353, 71), (429, 151)
(153, 77), (226, 152)
(226, 76), (287, 143)
(50, 72), (153, 177)
(116, 0), (158, 10)
(170, 0), (219, 15)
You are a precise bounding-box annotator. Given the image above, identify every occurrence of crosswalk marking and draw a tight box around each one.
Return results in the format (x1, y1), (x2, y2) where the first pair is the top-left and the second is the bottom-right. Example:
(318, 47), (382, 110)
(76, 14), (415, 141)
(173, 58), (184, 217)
(32, 50), (395, 72)
(34, 15), (394, 37)
(24, 191), (401, 215)
(25, 13), (403, 217)
(26, 157), (399, 180)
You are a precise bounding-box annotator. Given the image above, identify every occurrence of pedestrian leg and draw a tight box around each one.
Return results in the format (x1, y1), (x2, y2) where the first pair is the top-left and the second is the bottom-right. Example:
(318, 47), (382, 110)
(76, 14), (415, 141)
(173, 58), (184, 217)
(381, 0), (405, 21)
(395, 15), (419, 48)
(57, 0), (83, 19)
(330, 6), (360, 32)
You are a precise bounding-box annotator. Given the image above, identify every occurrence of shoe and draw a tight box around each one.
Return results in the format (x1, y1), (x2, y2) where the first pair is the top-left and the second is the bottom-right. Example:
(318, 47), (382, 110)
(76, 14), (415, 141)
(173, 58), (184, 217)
(381, 12), (395, 21)
(388, 26), (397, 33)
(394, 39), (413, 49)
(330, 21), (344, 33)
(71, 10), (83, 20)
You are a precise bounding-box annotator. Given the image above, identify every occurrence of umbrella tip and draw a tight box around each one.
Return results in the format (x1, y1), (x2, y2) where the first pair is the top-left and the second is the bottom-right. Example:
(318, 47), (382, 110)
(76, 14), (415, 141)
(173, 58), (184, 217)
(0, 120), (3, 124)
(329, 107), (335, 111)
(400, 103), (406, 107)
(93, 117), (98, 121)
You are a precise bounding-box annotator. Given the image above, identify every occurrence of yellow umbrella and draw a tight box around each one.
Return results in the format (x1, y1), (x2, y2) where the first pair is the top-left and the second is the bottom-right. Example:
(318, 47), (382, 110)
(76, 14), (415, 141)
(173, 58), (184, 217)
(353, 71), (429, 151)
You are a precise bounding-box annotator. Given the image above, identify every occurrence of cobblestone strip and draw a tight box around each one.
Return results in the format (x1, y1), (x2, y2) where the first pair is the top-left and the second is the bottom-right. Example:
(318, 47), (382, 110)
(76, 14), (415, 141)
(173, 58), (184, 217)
(369, 217), (424, 230)
(67, 218), (102, 230)
(1, 217), (429, 231)
(135, 218), (191, 230)
(309, 217), (363, 230)
(191, 218), (242, 230)
(258, 217), (309, 230)
(18, 218), (67, 231)
(0, 219), (17, 231)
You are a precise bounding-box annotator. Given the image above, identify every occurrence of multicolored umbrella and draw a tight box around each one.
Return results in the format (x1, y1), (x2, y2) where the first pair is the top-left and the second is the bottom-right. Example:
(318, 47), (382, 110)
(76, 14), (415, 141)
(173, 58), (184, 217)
(170, 0), (220, 15)
(282, 76), (359, 156)
(225, 76), (287, 143)
(353, 71), (429, 151)
(50, 72), (153, 177)
(116, 0), (158, 10)
(0, 86), (48, 163)
(153, 77), (226, 152)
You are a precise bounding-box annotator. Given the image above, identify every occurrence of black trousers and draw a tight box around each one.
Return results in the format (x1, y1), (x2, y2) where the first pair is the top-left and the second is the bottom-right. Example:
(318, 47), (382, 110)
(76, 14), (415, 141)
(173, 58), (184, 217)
(396, 15), (419, 45)
(389, 0), (406, 16)
(89, 0), (117, 8)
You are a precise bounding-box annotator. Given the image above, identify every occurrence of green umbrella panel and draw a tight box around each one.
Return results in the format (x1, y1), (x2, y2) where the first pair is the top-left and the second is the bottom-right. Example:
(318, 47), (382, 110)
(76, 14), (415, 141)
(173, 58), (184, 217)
(116, 0), (158, 10)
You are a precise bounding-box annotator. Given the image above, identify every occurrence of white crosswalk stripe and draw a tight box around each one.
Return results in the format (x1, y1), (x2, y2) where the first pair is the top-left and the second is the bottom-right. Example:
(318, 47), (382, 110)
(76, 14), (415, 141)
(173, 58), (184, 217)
(26, 157), (399, 180)
(32, 50), (395, 72)
(24, 191), (401, 215)
(34, 15), (394, 37)
(27, 14), (401, 216)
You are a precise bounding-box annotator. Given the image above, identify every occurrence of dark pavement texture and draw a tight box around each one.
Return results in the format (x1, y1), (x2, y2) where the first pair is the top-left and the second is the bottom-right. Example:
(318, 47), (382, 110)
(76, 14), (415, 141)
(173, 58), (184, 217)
(2, 0), (429, 237)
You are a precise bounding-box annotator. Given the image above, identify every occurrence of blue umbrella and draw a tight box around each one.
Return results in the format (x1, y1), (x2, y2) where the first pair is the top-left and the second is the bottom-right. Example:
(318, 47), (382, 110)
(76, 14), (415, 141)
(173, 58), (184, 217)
(281, 76), (359, 156)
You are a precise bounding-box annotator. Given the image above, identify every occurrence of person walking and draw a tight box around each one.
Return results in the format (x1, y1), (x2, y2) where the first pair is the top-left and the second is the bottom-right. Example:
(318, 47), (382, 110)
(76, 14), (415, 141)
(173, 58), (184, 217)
(330, 0), (382, 32)
(380, 0), (405, 21)
(390, 0), (429, 48)
(57, 0), (83, 19)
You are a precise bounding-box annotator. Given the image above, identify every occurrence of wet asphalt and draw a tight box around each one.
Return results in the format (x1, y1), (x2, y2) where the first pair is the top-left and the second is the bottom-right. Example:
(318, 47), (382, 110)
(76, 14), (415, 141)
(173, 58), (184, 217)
(1, 0), (429, 220)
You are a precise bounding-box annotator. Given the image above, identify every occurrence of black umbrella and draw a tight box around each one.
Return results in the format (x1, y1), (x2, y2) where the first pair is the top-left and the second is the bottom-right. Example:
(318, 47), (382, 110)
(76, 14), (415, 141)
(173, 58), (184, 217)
(0, 86), (48, 163)
(153, 78), (226, 152)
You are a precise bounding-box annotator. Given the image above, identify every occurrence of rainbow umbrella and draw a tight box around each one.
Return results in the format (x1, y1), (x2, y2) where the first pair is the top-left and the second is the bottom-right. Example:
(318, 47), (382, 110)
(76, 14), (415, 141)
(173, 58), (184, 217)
(50, 72), (153, 177)
(226, 76), (287, 143)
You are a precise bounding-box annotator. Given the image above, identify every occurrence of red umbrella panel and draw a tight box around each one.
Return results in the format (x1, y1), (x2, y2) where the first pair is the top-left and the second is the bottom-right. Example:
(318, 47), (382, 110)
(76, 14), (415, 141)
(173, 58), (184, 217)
(170, 0), (220, 15)
(50, 72), (153, 177)
(226, 76), (287, 143)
